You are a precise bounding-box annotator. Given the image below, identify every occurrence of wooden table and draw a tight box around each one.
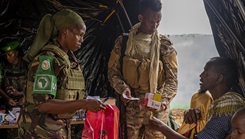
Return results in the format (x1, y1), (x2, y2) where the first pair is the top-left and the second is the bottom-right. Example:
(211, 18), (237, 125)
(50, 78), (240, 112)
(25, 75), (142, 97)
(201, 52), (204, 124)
(0, 124), (18, 129)
(0, 120), (84, 129)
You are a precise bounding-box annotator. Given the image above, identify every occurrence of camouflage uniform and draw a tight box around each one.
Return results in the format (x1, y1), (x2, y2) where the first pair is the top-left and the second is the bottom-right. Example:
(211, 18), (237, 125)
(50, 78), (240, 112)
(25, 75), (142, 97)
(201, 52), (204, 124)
(18, 42), (85, 139)
(0, 58), (27, 105)
(0, 57), (28, 139)
(108, 34), (178, 139)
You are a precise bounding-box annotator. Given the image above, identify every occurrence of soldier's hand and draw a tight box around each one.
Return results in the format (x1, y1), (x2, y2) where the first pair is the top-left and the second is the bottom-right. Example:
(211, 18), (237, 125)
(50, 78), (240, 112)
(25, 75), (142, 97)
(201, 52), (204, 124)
(18, 97), (25, 106)
(121, 88), (131, 105)
(8, 98), (16, 106)
(7, 86), (16, 93)
(86, 99), (106, 112)
(7, 86), (23, 96)
(184, 108), (201, 124)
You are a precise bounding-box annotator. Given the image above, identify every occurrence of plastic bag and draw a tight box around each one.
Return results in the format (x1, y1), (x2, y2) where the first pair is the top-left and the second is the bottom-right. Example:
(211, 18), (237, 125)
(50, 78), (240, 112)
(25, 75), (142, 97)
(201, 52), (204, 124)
(82, 104), (119, 139)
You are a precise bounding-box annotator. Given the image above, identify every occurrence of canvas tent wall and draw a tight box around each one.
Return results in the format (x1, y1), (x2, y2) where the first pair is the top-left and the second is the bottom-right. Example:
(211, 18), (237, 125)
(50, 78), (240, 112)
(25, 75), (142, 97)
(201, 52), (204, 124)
(204, 0), (245, 96)
(1, 0), (245, 97)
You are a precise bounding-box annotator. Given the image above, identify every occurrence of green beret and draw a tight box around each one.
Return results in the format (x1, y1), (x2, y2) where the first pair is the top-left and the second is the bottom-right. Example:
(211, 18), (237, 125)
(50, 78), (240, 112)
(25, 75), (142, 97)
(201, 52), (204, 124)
(1, 41), (20, 53)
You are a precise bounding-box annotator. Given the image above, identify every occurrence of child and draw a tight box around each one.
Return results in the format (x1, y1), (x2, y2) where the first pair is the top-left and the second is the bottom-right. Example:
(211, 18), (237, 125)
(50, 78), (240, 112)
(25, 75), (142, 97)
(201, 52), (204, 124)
(230, 107), (245, 139)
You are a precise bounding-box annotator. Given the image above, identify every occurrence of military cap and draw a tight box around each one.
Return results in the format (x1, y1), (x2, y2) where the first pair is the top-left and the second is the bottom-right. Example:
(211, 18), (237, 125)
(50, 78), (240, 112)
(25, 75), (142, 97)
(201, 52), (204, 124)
(1, 41), (20, 53)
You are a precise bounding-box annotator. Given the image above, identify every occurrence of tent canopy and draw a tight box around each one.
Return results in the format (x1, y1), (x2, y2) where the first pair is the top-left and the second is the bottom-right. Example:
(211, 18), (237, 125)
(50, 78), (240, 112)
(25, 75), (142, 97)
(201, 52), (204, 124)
(1, 0), (245, 96)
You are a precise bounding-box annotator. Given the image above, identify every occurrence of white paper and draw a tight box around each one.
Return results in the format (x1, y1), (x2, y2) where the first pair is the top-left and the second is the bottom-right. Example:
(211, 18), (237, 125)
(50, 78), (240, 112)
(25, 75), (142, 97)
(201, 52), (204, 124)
(122, 94), (140, 101)
(86, 96), (100, 100)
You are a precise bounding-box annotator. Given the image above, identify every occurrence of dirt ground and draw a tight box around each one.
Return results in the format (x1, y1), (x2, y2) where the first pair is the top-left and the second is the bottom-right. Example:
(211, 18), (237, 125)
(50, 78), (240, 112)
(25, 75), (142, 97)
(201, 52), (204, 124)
(171, 108), (186, 126)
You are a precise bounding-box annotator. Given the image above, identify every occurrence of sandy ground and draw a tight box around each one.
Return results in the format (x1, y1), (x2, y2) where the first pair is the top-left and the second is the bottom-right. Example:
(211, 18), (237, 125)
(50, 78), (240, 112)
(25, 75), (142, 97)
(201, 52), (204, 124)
(171, 108), (186, 126)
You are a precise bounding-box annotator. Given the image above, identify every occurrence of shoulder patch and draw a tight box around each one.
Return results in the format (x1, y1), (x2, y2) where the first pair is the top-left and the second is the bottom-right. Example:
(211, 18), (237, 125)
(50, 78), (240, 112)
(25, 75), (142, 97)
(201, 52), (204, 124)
(33, 55), (57, 97)
(41, 60), (50, 70)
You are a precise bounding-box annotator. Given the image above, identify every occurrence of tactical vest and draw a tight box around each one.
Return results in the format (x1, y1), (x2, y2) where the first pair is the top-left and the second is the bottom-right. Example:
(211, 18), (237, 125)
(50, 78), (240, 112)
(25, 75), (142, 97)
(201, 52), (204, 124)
(120, 34), (174, 93)
(122, 53), (164, 92)
(26, 44), (85, 118)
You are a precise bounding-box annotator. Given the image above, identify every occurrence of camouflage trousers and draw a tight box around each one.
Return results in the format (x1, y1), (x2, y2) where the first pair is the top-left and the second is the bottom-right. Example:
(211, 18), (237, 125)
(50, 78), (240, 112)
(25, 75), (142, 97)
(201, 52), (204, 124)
(6, 128), (18, 139)
(126, 100), (169, 139)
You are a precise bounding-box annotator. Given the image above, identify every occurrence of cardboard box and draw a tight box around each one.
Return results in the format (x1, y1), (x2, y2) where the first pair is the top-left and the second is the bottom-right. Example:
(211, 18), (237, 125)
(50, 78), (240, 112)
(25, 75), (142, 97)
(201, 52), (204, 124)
(141, 98), (149, 107)
(145, 93), (154, 99)
(153, 94), (162, 102)
(140, 98), (161, 110)
(147, 99), (161, 110)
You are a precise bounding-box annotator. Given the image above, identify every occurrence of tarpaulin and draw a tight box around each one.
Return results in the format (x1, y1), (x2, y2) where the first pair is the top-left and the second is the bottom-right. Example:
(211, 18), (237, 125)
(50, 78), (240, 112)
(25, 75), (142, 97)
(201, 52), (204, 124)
(0, 0), (140, 97)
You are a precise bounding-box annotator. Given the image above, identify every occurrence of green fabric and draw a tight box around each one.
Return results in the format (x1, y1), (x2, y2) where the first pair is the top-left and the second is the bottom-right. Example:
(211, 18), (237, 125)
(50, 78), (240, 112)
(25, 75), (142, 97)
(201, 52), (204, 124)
(1, 41), (19, 53)
(33, 55), (57, 97)
(23, 9), (84, 63)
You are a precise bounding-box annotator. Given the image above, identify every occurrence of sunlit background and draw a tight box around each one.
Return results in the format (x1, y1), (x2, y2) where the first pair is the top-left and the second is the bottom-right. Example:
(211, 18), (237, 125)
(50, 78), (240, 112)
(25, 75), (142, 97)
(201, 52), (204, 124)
(158, 0), (218, 109)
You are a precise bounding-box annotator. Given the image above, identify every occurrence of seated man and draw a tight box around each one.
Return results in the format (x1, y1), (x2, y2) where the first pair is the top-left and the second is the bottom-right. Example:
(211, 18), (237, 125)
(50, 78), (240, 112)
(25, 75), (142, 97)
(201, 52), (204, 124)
(148, 57), (245, 139)
(177, 90), (213, 138)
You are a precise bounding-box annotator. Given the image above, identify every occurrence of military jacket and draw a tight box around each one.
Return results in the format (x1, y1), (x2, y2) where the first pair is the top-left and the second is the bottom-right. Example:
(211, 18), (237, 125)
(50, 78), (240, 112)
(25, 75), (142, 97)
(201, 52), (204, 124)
(0, 58), (28, 102)
(108, 34), (178, 106)
(18, 42), (85, 139)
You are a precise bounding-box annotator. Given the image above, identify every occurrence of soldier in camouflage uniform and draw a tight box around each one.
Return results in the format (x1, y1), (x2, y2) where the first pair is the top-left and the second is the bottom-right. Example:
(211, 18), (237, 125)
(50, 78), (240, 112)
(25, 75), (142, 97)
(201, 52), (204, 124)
(18, 9), (106, 139)
(0, 41), (26, 108)
(0, 40), (27, 139)
(108, 0), (178, 138)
